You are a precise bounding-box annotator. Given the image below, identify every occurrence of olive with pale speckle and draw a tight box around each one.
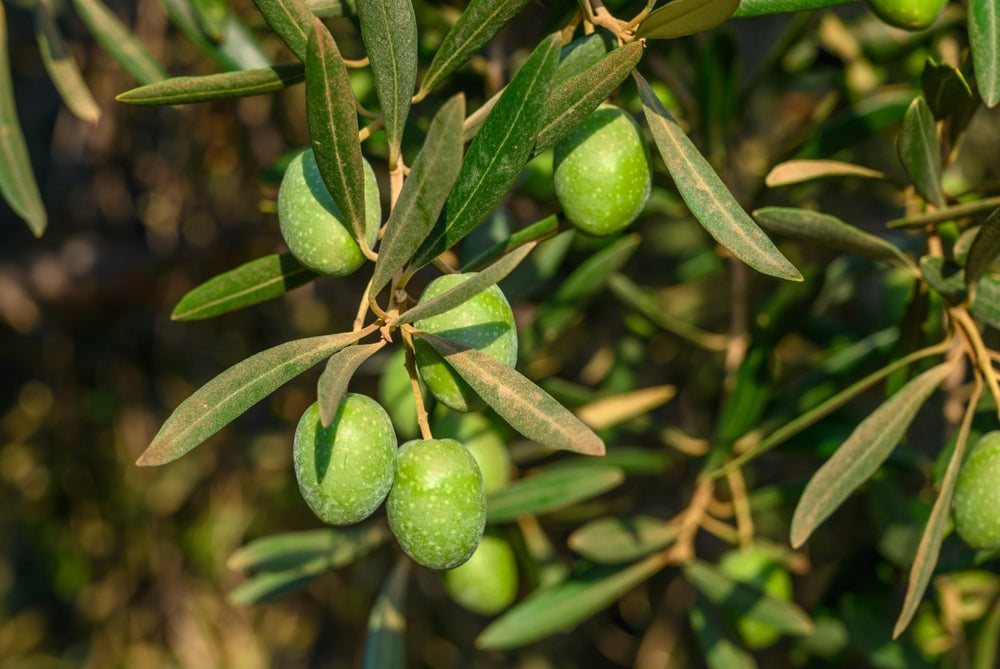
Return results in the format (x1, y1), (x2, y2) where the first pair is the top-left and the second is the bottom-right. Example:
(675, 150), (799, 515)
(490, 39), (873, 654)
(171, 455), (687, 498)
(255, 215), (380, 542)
(953, 431), (1000, 550)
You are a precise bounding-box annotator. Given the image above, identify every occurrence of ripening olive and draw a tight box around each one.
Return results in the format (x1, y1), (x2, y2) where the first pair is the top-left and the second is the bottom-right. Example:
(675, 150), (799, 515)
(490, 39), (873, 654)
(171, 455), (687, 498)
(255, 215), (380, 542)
(433, 411), (511, 494)
(953, 431), (1000, 550)
(443, 533), (518, 615)
(553, 104), (652, 237)
(277, 148), (381, 276)
(293, 395), (397, 526)
(865, 0), (947, 31)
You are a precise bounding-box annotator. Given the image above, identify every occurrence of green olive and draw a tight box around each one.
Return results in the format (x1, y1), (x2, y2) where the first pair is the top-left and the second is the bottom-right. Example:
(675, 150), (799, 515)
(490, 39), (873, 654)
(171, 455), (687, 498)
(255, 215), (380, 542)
(865, 0), (947, 31)
(553, 104), (652, 237)
(293, 395), (397, 525)
(386, 438), (486, 569)
(718, 546), (794, 649)
(432, 411), (511, 494)
(443, 533), (518, 615)
(277, 148), (381, 276)
(413, 273), (518, 413)
(953, 431), (1000, 550)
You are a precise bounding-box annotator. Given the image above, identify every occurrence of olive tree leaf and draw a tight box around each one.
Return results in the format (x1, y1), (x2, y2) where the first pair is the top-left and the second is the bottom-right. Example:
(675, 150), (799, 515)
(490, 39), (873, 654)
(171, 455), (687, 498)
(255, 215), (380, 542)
(635, 71), (802, 281)
(407, 33), (560, 272)
(72, 0), (167, 85)
(477, 551), (670, 649)
(897, 97), (944, 208)
(635, 0), (740, 40)
(568, 516), (679, 564)
(921, 59), (977, 123)
(765, 159), (886, 187)
(117, 64), (305, 105)
(969, 0), (1000, 107)
(753, 207), (916, 270)
(35, 0), (102, 123)
(172, 253), (319, 321)
(305, 0), (357, 16)
(965, 207), (1000, 295)
(415, 0), (531, 100)
(689, 596), (759, 669)
(486, 466), (624, 523)
(229, 557), (331, 605)
(575, 385), (676, 431)
(192, 0), (229, 42)
(413, 331), (605, 456)
(731, 0), (852, 18)
(684, 560), (814, 638)
(228, 524), (391, 572)
(393, 242), (535, 326)
(789, 360), (956, 548)
(362, 559), (410, 669)
(370, 94), (465, 298)
(305, 18), (368, 253)
(137, 331), (365, 466)
(533, 41), (644, 154)
(317, 342), (385, 427)
(252, 0), (315, 61)
(356, 0), (416, 168)
(160, 0), (271, 71)
(0, 3), (46, 236)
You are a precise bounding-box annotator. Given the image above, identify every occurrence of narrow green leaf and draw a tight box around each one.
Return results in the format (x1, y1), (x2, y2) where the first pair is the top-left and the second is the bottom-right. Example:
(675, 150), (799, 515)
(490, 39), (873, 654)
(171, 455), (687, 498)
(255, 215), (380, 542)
(252, 0), (314, 61)
(965, 207), (1000, 293)
(227, 524), (391, 572)
(229, 557), (330, 605)
(305, 18), (368, 252)
(370, 94), (465, 297)
(35, 0), (102, 123)
(753, 207), (916, 269)
(356, 0), (417, 168)
(921, 59), (977, 123)
(689, 596), (759, 669)
(636, 0), (740, 40)
(897, 97), (944, 208)
(636, 71), (801, 281)
(317, 342), (384, 426)
(416, 0), (531, 99)
(969, 0), (1000, 107)
(117, 64), (305, 105)
(731, 0), (852, 18)
(171, 253), (318, 321)
(192, 0), (229, 42)
(461, 214), (563, 273)
(685, 560), (814, 638)
(413, 332), (605, 456)
(72, 0), (167, 85)
(305, 0), (357, 16)
(408, 33), (560, 272)
(362, 559), (410, 669)
(552, 31), (616, 87)
(533, 41), (644, 155)
(919, 255), (965, 304)
(0, 3), (46, 236)
(789, 360), (955, 548)
(486, 466), (624, 523)
(137, 332), (364, 466)
(476, 552), (670, 649)
(159, 0), (271, 71)
(970, 275), (1000, 329)
(568, 516), (678, 564)
(765, 159), (886, 187)
(394, 243), (535, 326)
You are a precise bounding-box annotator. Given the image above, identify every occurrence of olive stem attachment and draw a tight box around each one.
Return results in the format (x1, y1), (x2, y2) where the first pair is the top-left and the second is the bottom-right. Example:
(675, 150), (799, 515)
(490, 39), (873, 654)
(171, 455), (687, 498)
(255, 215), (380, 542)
(400, 325), (433, 440)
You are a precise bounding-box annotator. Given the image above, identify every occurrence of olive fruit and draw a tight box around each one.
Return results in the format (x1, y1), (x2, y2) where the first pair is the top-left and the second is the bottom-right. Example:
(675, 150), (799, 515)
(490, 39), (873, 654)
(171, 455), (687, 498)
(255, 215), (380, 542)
(386, 438), (487, 569)
(277, 148), (381, 276)
(433, 411), (511, 494)
(413, 273), (518, 413)
(443, 533), (518, 615)
(293, 395), (397, 526)
(953, 431), (1000, 550)
(718, 546), (793, 649)
(553, 104), (652, 237)
(865, 0), (946, 31)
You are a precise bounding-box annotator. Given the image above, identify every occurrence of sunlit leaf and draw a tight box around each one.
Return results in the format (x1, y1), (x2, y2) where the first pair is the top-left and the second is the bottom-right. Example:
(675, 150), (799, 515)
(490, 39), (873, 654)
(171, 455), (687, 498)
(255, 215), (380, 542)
(636, 71), (801, 281)
(568, 515), (678, 564)
(765, 159), (886, 187)
(117, 64), (305, 105)
(969, 0), (1000, 107)
(965, 207), (1000, 295)
(137, 331), (364, 466)
(305, 18), (369, 252)
(407, 34), (560, 272)
(305, 0), (357, 16)
(636, 0), (740, 40)
(790, 360), (955, 548)
(317, 342), (384, 426)
(897, 97), (944, 208)
(486, 466), (624, 523)
(159, 0), (271, 71)
(356, 0), (417, 167)
(361, 559), (409, 669)
(227, 524), (391, 572)
(229, 558), (329, 605)
(252, 0), (314, 61)
(461, 214), (562, 272)
(413, 332), (605, 456)
(35, 0), (101, 122)
(416, 0), (531, 99)
(476, 552), (669, 649)
(575, 385), (676, 431)
(72, 0), (167, 85)
(689, 595), (759, 669)
(0, 3), (46, 236)
(731, 0), (852, 18)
